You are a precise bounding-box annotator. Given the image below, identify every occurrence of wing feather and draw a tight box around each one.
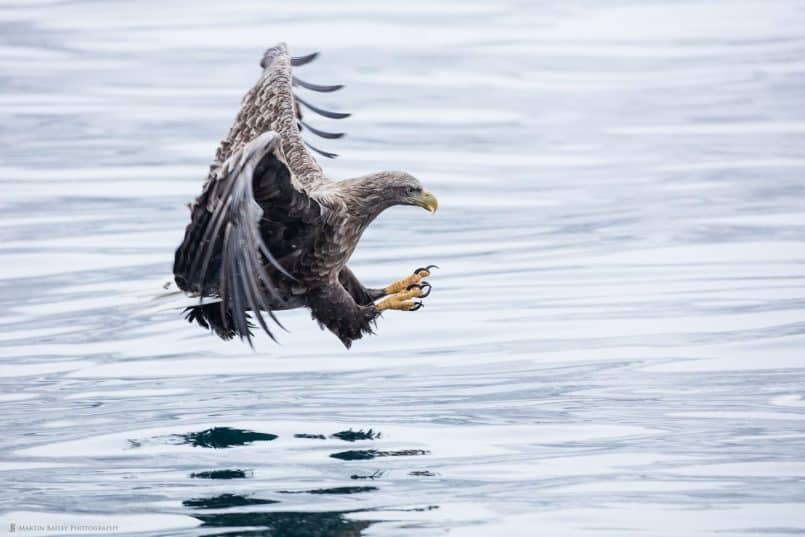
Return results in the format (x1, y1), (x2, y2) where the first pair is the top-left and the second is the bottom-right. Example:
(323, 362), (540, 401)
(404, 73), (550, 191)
(205, 43), (349, 194)
(174, 132), (309, 343)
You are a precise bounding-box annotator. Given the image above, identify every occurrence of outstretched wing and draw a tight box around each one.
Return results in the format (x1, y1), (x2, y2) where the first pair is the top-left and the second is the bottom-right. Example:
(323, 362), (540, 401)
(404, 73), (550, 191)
(173, 132), (320, 345)
(207, 42), (350, 195)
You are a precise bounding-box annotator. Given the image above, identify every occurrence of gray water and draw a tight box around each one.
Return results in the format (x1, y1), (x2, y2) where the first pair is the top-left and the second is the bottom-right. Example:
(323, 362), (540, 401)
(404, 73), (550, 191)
(2, 1), (805, 535)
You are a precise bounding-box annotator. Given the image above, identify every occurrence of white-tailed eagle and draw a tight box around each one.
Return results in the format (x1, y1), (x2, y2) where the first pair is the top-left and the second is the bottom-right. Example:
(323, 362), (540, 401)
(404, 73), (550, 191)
(172, 43), (438, 348)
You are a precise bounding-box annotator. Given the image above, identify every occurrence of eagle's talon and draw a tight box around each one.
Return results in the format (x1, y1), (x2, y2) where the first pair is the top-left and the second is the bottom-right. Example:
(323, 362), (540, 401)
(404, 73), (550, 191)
(406, 281), (432, 298)
(383, 266), (438, 295)
(376, 295), (422, 312)
(414, 264), (439, 277)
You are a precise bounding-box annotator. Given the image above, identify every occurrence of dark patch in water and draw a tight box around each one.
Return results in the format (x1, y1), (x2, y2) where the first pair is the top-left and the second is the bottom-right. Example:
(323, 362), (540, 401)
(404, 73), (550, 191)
(330, 449), (429, 461)
(193, 510), (375, 537)
(294, 433), (326, 439)
(331, 428), (380, 442)
(191, 469), (252, 479)
(350, 470), (384, 480)
(183, 494), (279, 509)
(279, 486), (377, 495)
(409, 470), (437, 477)
(330, 449), (378, 461)
(386, 449), (428, 457)
(403, 505), (440, 512)
(179, 427), (277, 448)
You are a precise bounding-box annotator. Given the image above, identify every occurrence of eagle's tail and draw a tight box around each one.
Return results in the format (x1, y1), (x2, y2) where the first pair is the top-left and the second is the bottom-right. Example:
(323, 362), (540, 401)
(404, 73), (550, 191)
(131, 279), (253, 341)
(183, 304), (254, 341)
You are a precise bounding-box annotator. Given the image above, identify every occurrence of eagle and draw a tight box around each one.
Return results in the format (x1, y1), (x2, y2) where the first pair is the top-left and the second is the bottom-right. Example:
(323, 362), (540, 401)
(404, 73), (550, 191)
(171, 43), (439, 348)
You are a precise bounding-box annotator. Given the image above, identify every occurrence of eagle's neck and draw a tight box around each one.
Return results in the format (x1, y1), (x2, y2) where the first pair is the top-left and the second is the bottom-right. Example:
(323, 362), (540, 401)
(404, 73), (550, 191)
(337, 175), (397, 227)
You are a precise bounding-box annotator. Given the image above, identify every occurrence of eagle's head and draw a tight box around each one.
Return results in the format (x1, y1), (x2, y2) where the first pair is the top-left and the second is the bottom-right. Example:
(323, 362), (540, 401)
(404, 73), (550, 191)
(380, 171), (439, 213)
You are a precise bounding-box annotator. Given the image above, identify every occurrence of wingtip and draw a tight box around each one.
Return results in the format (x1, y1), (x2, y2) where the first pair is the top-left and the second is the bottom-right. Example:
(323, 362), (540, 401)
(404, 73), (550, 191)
(293, 76), (344, 93)
(299, 120), (345, 140)
(294, 94), (351, 120)
(291, 51), (319, 67)
(304, 140), (339, 159)
(260, 42), (289, 69)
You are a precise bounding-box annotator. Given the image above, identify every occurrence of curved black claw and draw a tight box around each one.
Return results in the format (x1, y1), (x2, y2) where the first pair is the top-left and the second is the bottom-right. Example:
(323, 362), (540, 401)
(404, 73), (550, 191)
(414, 264), (439, 276)
(407, 281), (432, 298)
(409, 301), (424, 311)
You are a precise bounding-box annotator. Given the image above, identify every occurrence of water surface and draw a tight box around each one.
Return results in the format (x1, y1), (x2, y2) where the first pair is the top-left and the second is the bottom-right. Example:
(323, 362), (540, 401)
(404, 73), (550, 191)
(1, 1), (805, 535)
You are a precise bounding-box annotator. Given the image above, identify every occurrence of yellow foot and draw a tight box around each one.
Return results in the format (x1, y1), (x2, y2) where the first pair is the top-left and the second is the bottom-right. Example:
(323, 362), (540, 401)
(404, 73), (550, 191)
(383, 265), (438, 295)
(376, 281), (432, 312)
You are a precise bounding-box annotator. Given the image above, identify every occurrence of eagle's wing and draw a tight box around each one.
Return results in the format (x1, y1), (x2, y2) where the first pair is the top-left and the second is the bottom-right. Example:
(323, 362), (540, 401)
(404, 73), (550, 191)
(174, 43), (352, 344)
(207, 42), (350, 195)
(173, 132), (321, 345)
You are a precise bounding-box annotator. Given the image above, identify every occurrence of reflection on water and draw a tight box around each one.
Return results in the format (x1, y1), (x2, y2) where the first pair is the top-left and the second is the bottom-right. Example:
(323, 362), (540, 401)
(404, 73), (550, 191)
(408, 470), (436, 477)
(330, 449), (429, 461)
(177, 427), (278, 449)
(193, 510), (375, 537)
(278, 486), (378, 495)
(191, 469), (253, 480)
(2, 0), (805, 535)
(183, 494), (278, 509)
(350, 470), (385, 480)
(331, 429), (380, 442)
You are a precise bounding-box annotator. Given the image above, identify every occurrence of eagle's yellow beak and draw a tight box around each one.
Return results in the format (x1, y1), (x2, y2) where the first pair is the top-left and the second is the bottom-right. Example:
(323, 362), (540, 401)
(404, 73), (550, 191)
(416, 190), (439, 213)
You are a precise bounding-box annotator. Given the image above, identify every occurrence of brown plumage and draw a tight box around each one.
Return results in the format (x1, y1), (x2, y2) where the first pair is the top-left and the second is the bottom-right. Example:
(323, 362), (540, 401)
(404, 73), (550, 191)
(173, 43), (438, 348)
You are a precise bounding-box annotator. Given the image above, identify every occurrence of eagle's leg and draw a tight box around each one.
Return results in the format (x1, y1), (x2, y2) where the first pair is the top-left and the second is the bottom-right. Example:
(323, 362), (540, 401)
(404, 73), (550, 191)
(376, 283), (431, 312)
(307, 283), (380, 348)
(381, 265), (438, 296)
(340, 266), (384, 304)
